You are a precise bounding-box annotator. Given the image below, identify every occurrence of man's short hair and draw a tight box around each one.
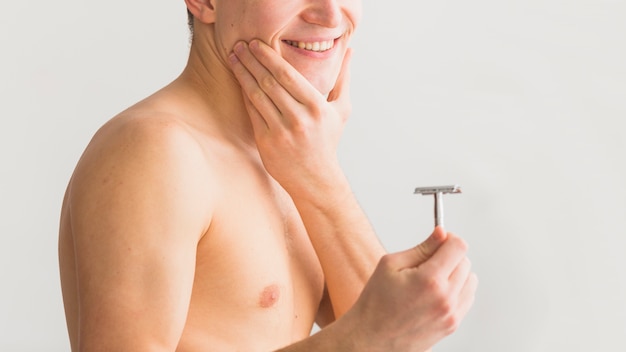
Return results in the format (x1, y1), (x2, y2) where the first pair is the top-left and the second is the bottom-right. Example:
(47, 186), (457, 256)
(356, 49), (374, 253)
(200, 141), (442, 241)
(187, 9), (194, 34)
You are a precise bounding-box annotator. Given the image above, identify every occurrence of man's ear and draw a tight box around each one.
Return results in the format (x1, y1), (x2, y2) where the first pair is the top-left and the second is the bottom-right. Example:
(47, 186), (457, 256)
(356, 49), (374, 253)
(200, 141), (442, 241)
(185, 0), (216, 24)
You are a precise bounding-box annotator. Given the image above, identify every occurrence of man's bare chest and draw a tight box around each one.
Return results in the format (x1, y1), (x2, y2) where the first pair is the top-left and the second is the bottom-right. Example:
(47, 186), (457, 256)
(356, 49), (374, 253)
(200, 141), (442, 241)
(181, 176), (324, 344)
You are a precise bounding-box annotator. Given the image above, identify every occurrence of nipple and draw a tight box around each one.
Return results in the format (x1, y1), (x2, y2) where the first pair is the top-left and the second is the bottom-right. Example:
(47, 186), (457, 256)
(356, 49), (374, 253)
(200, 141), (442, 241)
(258, 284), (281, 308)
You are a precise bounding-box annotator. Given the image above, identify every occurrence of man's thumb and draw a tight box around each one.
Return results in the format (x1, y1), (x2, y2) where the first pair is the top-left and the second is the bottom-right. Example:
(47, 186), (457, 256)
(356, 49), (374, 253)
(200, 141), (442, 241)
(414, 226), (447, 264)
(387, 227), (448, 270)
(327, 48), (352, 105)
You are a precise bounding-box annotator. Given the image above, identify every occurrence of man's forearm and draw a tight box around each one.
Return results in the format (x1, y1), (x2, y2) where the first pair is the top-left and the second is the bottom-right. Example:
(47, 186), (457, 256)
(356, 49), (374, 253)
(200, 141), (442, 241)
(289, 170), (387, 317)
(275, 312), (362, 352)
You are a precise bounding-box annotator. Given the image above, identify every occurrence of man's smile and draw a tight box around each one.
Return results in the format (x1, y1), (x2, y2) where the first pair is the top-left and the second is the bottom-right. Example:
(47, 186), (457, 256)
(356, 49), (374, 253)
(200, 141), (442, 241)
(282, 38), (336, 52)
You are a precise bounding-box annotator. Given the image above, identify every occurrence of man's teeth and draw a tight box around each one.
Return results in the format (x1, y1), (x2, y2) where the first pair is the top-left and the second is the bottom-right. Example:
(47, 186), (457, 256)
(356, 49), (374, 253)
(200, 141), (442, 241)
(284, 40), (335, 52)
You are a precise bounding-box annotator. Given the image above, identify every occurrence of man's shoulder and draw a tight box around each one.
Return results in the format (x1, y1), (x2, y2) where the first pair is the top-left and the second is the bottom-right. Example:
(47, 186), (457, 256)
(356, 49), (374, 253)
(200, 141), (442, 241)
(71, 107), (220, 204)
(87, 109), (203, 167)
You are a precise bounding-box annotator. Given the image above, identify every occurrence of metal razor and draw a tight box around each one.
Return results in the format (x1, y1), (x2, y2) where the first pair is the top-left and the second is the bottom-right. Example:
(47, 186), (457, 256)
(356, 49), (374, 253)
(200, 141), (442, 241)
(414, 185), (462, 228)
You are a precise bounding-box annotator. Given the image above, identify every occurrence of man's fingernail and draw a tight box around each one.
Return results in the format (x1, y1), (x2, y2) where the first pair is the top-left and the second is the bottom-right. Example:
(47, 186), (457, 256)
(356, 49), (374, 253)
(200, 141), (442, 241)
(249, 40), (260, 50)
(228, 53), (239, 64)
(233, 41), (245, 54)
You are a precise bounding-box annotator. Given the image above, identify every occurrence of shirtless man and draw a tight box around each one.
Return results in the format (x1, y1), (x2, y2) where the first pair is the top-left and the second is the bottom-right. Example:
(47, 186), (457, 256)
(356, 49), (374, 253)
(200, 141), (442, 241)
(58, 0), (478, 350)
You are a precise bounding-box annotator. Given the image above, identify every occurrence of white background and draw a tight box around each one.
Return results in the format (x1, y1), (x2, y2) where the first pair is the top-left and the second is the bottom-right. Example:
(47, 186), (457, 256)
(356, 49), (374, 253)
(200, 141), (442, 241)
(1, 0), (625, 351)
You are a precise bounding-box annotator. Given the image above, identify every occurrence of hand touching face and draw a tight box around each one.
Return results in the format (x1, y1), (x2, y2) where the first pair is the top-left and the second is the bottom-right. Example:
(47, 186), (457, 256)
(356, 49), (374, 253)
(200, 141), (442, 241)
(228, 40), (352, 196)
(218, 0), (360, 195)
(214, 0), (361, 94)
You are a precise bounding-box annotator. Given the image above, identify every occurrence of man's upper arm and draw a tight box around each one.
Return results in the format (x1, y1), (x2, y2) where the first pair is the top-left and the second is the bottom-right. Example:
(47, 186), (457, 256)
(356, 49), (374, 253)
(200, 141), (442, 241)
(68, 117), (214, 351)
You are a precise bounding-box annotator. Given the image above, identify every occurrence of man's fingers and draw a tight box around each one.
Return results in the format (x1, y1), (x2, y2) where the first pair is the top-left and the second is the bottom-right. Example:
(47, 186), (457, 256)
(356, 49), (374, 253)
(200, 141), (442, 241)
(423, 232), (468, 276)
(384, 227), (448, 271)
(455, 272), (478, 322)
(242, 94), (268, 134)
(247, 39), (323, 107)
(229, 44), (281, 129)
(448, 257), (471, 296)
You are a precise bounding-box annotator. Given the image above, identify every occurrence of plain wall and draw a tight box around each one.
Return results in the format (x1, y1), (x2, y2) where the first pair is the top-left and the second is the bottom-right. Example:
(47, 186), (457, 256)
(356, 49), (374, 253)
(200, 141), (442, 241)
(1, 0), (624, 350)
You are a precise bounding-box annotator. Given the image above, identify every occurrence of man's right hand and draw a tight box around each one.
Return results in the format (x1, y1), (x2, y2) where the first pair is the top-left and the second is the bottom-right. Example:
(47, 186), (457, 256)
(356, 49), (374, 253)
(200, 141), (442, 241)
(346, 227), (478, 352)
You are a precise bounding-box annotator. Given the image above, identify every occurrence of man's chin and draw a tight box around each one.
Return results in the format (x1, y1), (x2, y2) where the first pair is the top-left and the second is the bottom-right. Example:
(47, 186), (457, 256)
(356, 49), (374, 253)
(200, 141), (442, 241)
(289, 60), (341, 97)
(301, 73), (336, 97)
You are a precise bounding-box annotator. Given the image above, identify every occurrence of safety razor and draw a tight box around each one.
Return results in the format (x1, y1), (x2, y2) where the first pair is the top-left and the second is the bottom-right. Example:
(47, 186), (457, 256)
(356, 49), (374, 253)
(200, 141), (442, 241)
(414, 185), (462, 228)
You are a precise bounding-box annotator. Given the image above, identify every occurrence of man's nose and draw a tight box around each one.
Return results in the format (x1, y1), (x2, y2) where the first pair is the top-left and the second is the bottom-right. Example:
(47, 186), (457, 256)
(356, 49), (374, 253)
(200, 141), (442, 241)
(302, 0), (342, 28)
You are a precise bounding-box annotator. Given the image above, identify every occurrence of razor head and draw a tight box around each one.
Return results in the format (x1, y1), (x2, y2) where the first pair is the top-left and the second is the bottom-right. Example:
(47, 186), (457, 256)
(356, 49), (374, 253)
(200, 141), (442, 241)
(414, 185), (462, 195)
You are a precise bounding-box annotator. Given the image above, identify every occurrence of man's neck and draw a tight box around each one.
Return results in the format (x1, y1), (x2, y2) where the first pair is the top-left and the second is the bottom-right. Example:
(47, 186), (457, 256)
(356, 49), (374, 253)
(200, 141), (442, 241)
(175, 31), (257, 149)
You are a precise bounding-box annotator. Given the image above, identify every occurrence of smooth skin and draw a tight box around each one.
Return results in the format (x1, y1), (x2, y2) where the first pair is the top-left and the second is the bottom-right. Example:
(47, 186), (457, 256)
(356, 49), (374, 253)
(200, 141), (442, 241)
(58, 0), (477, 350)
(228, 36), (477, 351)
